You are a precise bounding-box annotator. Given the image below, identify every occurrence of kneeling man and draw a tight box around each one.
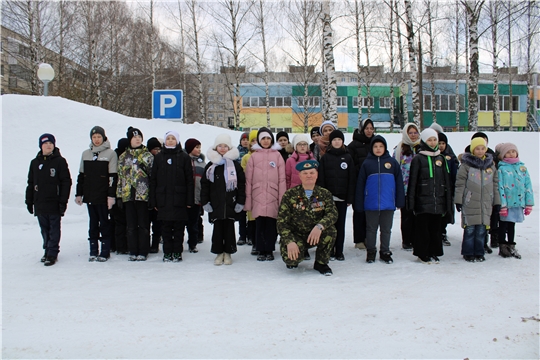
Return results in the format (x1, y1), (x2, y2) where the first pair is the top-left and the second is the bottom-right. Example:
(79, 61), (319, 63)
(277, 160), (338, 275)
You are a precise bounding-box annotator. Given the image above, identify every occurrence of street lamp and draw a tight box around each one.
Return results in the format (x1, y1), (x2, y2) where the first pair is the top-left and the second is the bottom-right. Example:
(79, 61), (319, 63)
(37, 63), (55, 96)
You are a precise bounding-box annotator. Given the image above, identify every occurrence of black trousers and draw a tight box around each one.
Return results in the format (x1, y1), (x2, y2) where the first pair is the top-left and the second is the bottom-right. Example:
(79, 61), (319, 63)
(498, 221), (516, 245)
(125, 201), (150, 256)
(238, 210), (247, 240)
(110, 202), (127, 253)
(400, 208), (416, 246)
(149, 209), (162, 250)
(37, 214), (61, 258)
(162, 220), (186, 254)
(413, 213), (443, 258)
(256, 216), (277, 253)
(333, 201), (348, 255)
(353, 210), (366, 244)
(186, 205), (201, 249)
(211, 219), (237, 254)
(87, 203), (111, 257)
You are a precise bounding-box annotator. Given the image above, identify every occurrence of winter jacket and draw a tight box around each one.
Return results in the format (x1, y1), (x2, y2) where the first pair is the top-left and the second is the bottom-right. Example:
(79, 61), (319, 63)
(244, 143), (286, 219)
(455, 153), (500, 226)
(285, 151), (314, 189)
(497, 160), (534, 210)
(149, 146), (194, 221)
(355, 136), (405, 212)
(76, 139), (118, 204)
(317, 146), (356, 204)
(188, 152), (206, 205)
(279, 145), (293, 163)
(236, 144), (249, 163)
(26, 148), (72, 216)
(200, 147), (246, 222)
(117, 145), (154, 203)
(347, 128), (373, 175)
(442, 150), (458, 195)
(277, 185), (338, 246)
(407, 142), (452, 216)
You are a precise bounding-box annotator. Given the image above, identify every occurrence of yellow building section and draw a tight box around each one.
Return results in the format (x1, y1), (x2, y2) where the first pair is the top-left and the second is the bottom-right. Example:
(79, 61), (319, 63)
(338, 113), (348, 128)
(240, 108), (292, 129)
(478, 112), (527, 127)
(292, 112), (323, 133)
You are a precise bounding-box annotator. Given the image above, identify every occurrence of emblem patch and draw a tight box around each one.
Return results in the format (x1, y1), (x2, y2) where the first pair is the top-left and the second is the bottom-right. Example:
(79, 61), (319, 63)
(340, 162), (348, 170)
(435, 160), (442, 167)
(39, 164), (43, 170)
(384, 162), (392, 169)
(269, 161), (276, 168)
(50, 168), (56, 177)
(167, 159), (172, 165)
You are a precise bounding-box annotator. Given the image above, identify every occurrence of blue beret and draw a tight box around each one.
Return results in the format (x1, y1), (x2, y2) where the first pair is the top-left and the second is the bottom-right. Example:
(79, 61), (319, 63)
(295, 160), (319, 172)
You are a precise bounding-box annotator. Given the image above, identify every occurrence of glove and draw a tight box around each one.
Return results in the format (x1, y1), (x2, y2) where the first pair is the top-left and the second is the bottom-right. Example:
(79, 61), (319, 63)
(117, 198), (123, 210)
(203, 203), (213, 213)
(107, 197), (116, 210)
(455, 204), (462, 212)
(499, 207), (508, 217)
(59, 203), (67, 217)
(524, 206), (533, 216)
(234, 203), (244, 213)
(75, 196), (83, 206)
(27, 203), (33, 215)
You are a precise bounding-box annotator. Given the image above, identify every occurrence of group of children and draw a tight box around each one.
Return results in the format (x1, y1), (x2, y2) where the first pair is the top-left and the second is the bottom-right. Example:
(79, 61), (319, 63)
(26, 123), (534, 268)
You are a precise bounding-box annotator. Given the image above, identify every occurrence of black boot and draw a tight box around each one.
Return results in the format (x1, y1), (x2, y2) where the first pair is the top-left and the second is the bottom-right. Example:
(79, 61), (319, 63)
(366, 250), (377, 263)
(498, 243), (512, 258)
(379, 251), (393, 264)
(490, 232), (499, 248)
(314, 262), (332, 276)
(44, 256), (57, 266)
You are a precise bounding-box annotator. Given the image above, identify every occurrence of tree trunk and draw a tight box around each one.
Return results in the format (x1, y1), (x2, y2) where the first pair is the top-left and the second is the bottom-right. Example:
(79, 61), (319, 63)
(404, 0), (421, 127)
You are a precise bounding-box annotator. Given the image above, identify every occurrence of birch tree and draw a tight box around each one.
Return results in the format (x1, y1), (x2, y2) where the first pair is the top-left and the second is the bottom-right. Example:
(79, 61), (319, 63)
(404, 0), (421, 127)
(322, 0), (338, 125)
(489, 1), (501, 131)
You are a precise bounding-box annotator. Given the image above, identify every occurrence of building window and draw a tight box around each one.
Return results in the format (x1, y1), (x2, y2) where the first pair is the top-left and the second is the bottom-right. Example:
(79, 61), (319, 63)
(250, 97), (259, 107)
(9, 77), (17, 88)
(379, 97), (393, 108)
(218, 113), (224, 119)
(218, 96), (224, 101)
(208, 77), (214, 83)
(536, 99), (540, 109)
(219, 122), (223, 127)
(340, 77), (346, 82)
(208, 114), (214, 120)
(209, 96), (214, 101)
(336, 96), (347, 107)
(478, 95), (518, 111)
(209, 87), (214, 93)
(269, 96), (291, 107)
(352, 96), (374, 108)
(242, 97), (250, 107)
(297, 96), (321, 107)
(425, 94), (465, 111)
(209, 104), (214, 110)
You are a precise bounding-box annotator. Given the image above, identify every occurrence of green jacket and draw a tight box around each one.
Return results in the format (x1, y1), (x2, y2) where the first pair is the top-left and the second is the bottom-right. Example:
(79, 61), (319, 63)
(117, 146), (154, 202)
(277, 185), (338, 246)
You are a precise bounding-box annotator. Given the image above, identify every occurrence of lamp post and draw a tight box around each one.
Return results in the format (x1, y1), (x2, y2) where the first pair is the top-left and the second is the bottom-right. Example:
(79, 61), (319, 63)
(37, 63), (55, 96)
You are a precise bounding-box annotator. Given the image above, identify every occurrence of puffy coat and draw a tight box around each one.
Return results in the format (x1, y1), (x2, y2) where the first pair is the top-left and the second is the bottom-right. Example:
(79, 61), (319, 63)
(347, 128), (373, 174)
(407, 142), (452, 215)
(285, 151), (314, 189)
(26, 147), (72, 216)
(76, 139), (118, 204)
(317, 146), (356, 204)
(149, 146), (194, 221)
(117, 145), (154, 203)
(355, 136), (405, 212)
(497, 160), (534, 209)
(455, 153), (500, 226)
(200, 147), (246, 222)
(244, 143), (286, 219)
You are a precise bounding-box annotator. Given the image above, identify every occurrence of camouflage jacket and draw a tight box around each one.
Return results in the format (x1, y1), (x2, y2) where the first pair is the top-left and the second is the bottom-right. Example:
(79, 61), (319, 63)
(117, 146), (154, 202)
(277, 185), (338, 246)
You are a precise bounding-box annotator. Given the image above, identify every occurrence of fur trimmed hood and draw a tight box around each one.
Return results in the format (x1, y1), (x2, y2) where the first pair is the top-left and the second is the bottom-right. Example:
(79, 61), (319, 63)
(206, 147), (240, 164)
(460, 152), (494, 170)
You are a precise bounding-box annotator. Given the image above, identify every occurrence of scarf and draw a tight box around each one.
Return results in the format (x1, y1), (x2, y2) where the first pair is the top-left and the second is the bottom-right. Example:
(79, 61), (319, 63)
(206, 157), (238, 192)
(317, 135), (330, 157)
(502, 157), (520, 164)
(394, 123), (420, 162)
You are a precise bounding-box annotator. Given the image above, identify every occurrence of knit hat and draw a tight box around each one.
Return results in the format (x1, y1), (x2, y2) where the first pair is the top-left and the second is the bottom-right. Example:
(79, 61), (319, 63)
(213, 133), (233, 150)
(295, 160), (319, 172)
(360, 118), (375, 133)
(420, 128), (438, 143)
(310, 127), (320, 138)
(248, 129), (258, 143)
(116, 138), (129, 152)
(257, 127), (274, 147)
(147, 137), (162, 150)
(429, 122), (444, 133)
(240, 132), (249, 143)
(471, 131), (488, 142)
(164, 130), (180, 146)
(90, 126), (107, 141)
(276, 131), (289, 142)
(329, 129), (345, 143)
(470, 137), (486, 153)
(39, 133), (56, 148)
(292, 134), (310, 150)
(438, 132), (448, 144)
(319, 120), (337, 135)
(496, 143), (518, 160)
(127, 127), (143, 142)
(185, 138), (201, 154)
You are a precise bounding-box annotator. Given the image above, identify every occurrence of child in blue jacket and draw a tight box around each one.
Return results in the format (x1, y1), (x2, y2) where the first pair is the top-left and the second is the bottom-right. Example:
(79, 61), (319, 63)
(355, 135), (405, 263)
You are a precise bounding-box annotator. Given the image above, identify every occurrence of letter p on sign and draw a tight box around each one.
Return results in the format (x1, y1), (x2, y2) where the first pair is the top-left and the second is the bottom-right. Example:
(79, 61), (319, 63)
(152, 90), (183, 121)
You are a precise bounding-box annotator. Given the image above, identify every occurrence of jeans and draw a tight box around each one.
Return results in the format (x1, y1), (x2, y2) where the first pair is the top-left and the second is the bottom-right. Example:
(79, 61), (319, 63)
(461, 225), (487, 256)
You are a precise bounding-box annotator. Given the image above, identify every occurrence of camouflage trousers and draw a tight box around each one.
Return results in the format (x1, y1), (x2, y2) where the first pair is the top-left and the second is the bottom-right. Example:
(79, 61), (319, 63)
(279, 227), (336, 266)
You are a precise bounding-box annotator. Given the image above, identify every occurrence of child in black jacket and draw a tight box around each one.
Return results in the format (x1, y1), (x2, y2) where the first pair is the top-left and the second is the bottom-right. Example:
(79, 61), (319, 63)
(26, 134), (72, 266)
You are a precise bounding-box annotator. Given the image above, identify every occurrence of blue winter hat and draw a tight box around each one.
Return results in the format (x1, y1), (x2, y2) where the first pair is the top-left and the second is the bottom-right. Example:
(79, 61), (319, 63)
(39, 133), (56, 148)
(295, 160), (319, 172)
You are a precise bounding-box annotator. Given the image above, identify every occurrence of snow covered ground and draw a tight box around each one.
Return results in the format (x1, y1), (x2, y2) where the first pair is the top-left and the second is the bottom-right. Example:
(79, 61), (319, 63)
(2, 95), (539, 359)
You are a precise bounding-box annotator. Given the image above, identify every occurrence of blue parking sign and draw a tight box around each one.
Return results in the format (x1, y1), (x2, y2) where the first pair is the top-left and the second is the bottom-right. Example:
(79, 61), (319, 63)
(152, 90), (183, 120)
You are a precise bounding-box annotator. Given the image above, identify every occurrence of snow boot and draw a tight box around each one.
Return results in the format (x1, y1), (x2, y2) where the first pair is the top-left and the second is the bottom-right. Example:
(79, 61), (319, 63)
(96, 256), (109, 262)
(490, 232), (499, 248)
(402, 243), (413, 251)
(41, 251), (47, 263)
(355, 242), (366, 250)
(237, 238), (246, 246)
(214, 253), (224, 266)
(509, 244), (521, 259)
(366, 250), (377, 263)
(163, 253), (174, 262)
(314, 262), (333, 276)
(304, 249), (311, 260)
(442, 234), (451, 246)
(223, 253), (233, 265)
(463, 255), (476, 262)
(498, 244), (512, 258)
(173, 253), (183, 262)
(379, 251), (393, 264)
(44, 256), (57, 266)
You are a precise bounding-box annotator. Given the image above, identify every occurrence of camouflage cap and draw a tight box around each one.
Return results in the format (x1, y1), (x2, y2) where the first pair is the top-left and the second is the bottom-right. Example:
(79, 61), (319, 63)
(295, 160), (319, 172)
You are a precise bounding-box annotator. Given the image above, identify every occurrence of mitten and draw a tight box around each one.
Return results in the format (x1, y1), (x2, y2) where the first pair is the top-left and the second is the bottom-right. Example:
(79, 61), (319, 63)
(203, 203), (213, 213)
(117, 198), (123, 210)
(27, 203), (33, 214)
(75, 196), (83, 206)
(107, 197), (116, 210)
(524, 206), (533, 216)
(59, 203), (67, 217)
(455, 204), (462, 212)
(234, 203), (244, 213)
(499, 207), (508, 217)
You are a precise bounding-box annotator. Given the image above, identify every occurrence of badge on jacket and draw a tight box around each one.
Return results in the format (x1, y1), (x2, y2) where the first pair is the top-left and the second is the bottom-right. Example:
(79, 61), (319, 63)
(435, 160), (442, 167)
(167, 159), (172, 165)
(39, 164), (43, 170)
(269, 161), (276, 168)
(384, 162), (392, 169)
(50, 168), (56, 177)
(340, 162), (348, 169)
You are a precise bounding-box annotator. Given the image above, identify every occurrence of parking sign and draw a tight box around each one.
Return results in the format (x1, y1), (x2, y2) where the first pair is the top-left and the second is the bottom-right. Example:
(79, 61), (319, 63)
(152, 90), (183, 120)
